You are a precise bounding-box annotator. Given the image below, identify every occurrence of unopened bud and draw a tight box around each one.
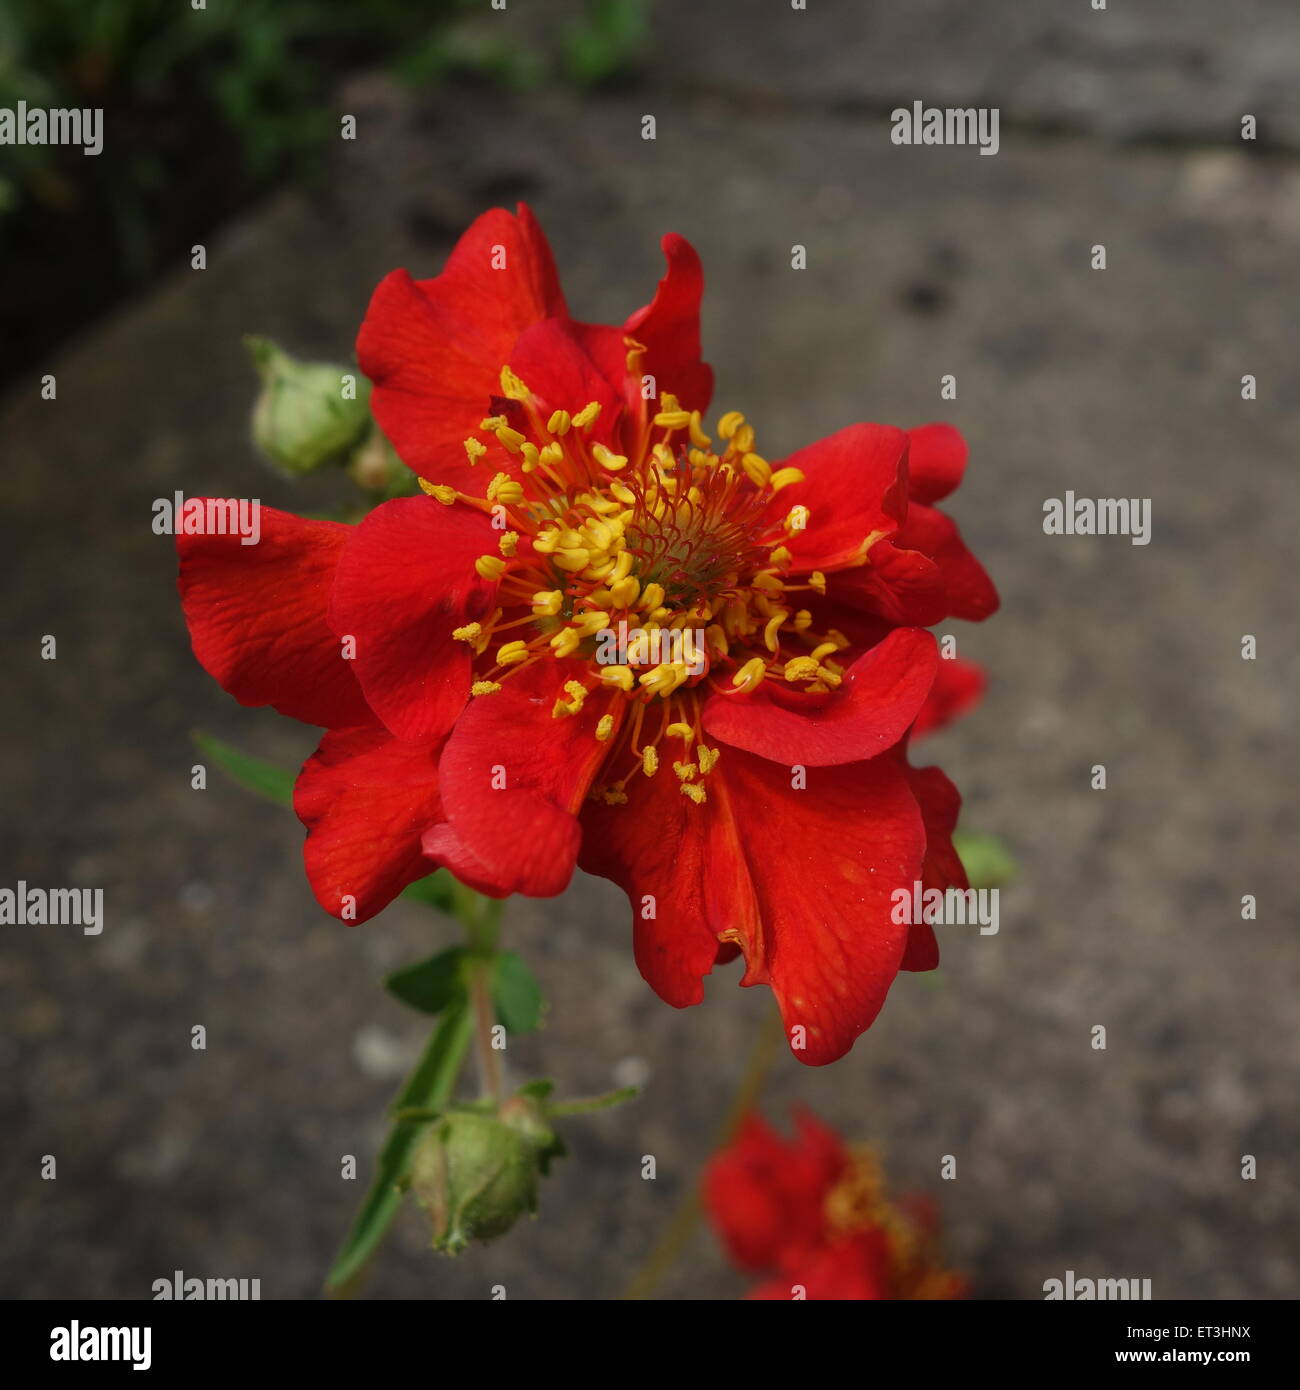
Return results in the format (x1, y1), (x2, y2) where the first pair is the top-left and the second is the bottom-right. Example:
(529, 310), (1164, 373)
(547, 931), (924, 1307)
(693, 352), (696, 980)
(246, 336), (372, 476)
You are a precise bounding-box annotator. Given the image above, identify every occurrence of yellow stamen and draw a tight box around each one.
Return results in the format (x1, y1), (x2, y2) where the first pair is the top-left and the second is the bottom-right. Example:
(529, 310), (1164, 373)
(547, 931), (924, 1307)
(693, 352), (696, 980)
(418, 478), (458, 504)
(464, 438), (488, 464)
(496, 641), (529, 666)
(471, 681), (502, 696)
(642, 746), (659, 777)
(532, 590), (563, 617)
(769, 466), (805, 494)
(475, 555), (506, 580)
(452, 623), (482, 643)
(733, 656), (767, 692)
(680, 782), (707, 804)
(596, 715), (615, 742)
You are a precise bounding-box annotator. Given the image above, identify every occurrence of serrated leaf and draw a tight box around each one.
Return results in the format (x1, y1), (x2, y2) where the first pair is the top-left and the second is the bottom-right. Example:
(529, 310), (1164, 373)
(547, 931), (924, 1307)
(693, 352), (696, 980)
(492, 952), (543, 1033)
(192, 730), (295, 806)
(400, 869), (457, 913)
(384, 946), (467, 1015)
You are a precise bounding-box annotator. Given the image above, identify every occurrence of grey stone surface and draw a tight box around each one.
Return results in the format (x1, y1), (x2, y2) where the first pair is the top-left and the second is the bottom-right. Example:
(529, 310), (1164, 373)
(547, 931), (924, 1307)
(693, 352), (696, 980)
(2, 4), (1297, 1300)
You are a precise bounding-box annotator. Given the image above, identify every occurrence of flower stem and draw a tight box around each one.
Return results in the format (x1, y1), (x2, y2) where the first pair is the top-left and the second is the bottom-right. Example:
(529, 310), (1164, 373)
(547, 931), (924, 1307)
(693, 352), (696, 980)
(459, 893), (505, 1102)
(622, 1002), (787, 1300)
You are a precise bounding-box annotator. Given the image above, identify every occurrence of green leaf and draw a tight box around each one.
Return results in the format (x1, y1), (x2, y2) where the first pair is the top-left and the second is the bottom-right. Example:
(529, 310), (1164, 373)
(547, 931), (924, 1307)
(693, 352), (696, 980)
(325, 1000), (474, 1297)
(192, 730), (294, 806)
(400, 869), (457, 913)
(492, 952), (543, 1033)
(953, 831), (1016, 890)
(384, 947), (467, 1015)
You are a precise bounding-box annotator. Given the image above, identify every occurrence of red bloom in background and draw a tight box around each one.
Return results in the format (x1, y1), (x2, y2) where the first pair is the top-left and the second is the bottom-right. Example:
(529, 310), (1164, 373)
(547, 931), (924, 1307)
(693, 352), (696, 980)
(177, 205), (997, 1065)
(912, 656), (986, 740)
(704, 1109), (966, 1300)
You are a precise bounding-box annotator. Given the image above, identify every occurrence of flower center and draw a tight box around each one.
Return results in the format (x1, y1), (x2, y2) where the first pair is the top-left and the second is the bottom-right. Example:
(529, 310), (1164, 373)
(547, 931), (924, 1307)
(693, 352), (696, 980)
(430, 356), (853, 805)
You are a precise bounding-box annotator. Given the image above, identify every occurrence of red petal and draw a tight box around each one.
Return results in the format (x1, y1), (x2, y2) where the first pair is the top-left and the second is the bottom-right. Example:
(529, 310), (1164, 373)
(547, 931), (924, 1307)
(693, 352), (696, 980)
(766, 423), (910, 573)
(701, 627), (938, 767)
(436, 659), (620, 897)
(895, 502), (1000, 621)
(623, 233), (714, 414)
(907, 423), (967, 504)
(177, 505), (370, 729)
(702, 1109), (846, 1273)
(357, 204), (565, 492)
(508, 318), (626, 447)
(580, 745), (926, 1065)
(899, 761), (967, 973)
(329, 496), (498, 743)
(750, 1234), (892, 1300)
(294, 724), (444, 923)
(912, 657), (986, 740)
(829, 536), (949, 627)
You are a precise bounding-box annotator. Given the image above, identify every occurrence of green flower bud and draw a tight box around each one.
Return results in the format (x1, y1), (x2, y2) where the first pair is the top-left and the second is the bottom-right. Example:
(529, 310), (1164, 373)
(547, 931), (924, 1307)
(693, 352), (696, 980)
(409, 1100), (561, 1255)
(246, 336), (372, 477)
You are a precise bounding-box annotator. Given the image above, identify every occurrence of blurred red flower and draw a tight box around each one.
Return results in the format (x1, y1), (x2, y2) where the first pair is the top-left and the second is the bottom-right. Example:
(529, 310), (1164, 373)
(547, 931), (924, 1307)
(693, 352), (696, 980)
(704, 1109), (966, 1300)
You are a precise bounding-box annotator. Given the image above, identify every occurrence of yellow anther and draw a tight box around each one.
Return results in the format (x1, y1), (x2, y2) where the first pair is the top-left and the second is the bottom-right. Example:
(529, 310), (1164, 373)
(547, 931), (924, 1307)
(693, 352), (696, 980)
(784, 656), (822, 683)
(816, 666), (843, 689)
(673, 760), (698, 783)
(609, 575), (641, 609)
(610, 481), (636, 505)
(499, 531), (519, 557)
(680, 782), (707, 805)
(600, 666), (635, 692)
(688, 411), (712, 449)
(573, 610), (610, 637)
(592, 443), (629, 472)
(417, 479), (458, 504)
(499, 366), (531, 400)
(705, 624), (729, 656)
(494, 425), (527, 454)
(769, 466), (805, 494)
(546, 408), (572, 437)
(596, 714), (615, 742)
(639, 662), (688, 698)
(792, 609), (813, 631)
(609, 550), (635, 583)
(552, 698), (578, 718)
(564, 679), (589, 705)
(553, 548), (591, 573)
(810, 642), (839, 664)
(769, 545), (792, 567)
(520, 443), (539, 472)
(642, 746), (660, 777)
(470, 681), (502, 696)
(741, 452), (772, 488)
(487, 473), (524, 505)
(753, 571), (785, 594)
(479, 415), (507, 431)
(452, 623), (482, 643)
(653, 409), (692, 430)
(732, 656), (768, 692)
(573, 401), (601, 430)
(697, 745), (721, 775)
(532, 529), (560, 554)
(809, 570), (827, 595)
(826, 629), (850, 650)
(687, 448), (714, 470)
(475, 555), (506, 580)
(640, 582), (666, 612)
(464, 438), (488, 464)
(602, 787), (628, 806)
(717, 410), (745, 440)
(496, 640), (529, 666)
(539, 441), (565, 467)
(583, 518), (616, 550)
(532, 590), (563, 617)
(666, 722), (694, 741)
(763, 612), (788, 652)
(732, 423), (755, 453)
(550, 627), (583, 658)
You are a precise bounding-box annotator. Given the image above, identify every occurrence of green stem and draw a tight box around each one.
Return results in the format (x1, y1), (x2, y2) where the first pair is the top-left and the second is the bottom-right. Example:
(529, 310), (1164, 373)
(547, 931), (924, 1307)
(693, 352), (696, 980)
(325, 999), (474, 1297)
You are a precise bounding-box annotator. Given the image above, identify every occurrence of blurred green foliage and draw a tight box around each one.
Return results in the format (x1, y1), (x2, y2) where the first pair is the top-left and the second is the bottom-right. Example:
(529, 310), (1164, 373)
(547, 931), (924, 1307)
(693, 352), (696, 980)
(0, 0), (648, 225)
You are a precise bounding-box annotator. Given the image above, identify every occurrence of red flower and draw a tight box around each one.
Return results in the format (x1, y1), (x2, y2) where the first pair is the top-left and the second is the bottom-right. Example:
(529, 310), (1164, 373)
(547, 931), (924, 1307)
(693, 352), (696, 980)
(177, 205), (996, 1065)
(704, 1109), (966, 1300)
(912, 655), (986, 740)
